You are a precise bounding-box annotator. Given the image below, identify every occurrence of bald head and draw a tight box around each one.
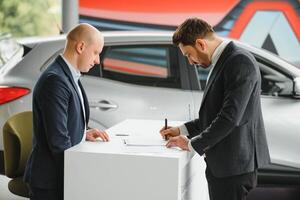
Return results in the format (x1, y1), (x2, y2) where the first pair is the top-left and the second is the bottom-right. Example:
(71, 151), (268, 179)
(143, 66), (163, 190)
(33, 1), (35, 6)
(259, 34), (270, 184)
(63, 23), (104, 73)
(66, 23), (103, 48)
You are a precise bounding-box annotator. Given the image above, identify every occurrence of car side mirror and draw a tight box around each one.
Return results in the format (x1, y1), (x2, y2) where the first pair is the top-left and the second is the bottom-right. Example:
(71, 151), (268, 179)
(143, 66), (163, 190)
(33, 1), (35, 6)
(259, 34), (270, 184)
(293, 77), (300, 98)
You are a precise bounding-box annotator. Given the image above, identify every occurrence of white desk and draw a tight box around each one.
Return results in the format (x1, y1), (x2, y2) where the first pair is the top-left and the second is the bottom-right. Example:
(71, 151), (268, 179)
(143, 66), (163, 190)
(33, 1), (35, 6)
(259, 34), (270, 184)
(64, 119), (208, 200)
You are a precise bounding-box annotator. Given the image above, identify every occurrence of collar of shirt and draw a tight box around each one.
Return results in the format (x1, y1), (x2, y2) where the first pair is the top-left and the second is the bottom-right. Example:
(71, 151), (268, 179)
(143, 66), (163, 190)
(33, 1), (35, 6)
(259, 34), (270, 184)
(211, 40), (230, 67)
(206, 40), (230, 83)
(60, 54), (81, 83)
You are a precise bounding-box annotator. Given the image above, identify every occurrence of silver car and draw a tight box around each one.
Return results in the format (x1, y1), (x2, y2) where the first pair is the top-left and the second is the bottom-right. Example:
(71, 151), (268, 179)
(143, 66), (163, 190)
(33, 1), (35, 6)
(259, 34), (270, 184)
(1, 31), (300, 185)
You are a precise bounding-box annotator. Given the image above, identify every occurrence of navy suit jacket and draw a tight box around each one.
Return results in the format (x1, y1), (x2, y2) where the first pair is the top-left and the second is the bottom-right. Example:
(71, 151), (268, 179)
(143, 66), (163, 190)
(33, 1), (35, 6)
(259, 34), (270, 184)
(24, 55), (89, 189)
(185, 42), (270, 177)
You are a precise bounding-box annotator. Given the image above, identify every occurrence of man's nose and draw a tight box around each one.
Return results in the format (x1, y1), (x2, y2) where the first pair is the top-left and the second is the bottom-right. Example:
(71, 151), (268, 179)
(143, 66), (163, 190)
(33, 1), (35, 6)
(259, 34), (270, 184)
(95, 56), (100, 64)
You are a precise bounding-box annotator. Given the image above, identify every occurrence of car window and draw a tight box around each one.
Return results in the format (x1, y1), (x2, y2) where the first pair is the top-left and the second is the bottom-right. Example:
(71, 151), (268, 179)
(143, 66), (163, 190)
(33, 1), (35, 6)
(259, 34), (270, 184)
(196, 56), (293, 96)
(98, 45), (181, 89)
(0, 34), (23, 69)
(259, 61), (293, 97)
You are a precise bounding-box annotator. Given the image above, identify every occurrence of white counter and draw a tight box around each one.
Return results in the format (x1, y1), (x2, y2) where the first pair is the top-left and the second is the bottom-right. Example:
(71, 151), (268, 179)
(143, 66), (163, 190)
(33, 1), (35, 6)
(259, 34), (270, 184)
(64, 119), (208, 200)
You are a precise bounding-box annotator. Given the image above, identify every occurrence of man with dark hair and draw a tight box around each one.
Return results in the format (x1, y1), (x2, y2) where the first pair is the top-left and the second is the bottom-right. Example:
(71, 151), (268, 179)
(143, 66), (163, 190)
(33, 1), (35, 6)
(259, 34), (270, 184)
(160, 18), (270, 200)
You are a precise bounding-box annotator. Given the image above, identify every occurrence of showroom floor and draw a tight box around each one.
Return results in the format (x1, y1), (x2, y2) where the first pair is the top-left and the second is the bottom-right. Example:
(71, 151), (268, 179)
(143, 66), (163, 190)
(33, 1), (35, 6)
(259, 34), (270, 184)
(1, 174), (300, 200)
(0, 175), (27, 200)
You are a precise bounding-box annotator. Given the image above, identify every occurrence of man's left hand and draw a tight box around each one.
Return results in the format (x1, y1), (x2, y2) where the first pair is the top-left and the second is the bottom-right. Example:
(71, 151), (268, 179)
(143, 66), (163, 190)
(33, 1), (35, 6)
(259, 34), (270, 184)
(86, 128), (110, 142)
(166, 135), (190, 151)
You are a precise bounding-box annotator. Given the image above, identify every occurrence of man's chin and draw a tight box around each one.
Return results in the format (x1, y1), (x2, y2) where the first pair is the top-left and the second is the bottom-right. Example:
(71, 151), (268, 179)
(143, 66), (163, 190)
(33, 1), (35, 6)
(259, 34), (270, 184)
(83, 67), (92, 73)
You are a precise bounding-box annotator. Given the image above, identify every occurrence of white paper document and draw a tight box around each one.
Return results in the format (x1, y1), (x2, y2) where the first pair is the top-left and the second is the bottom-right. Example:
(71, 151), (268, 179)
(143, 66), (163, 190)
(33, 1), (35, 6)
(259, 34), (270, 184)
(124, 137), (166, 146)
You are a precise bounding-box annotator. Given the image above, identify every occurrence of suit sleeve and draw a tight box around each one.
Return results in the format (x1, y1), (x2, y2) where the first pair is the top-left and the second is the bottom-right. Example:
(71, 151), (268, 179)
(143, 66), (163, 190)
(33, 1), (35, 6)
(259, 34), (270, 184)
(38, 74), (72, 158)
(184, 118), (201, 138)
(191, 54), (258, 155)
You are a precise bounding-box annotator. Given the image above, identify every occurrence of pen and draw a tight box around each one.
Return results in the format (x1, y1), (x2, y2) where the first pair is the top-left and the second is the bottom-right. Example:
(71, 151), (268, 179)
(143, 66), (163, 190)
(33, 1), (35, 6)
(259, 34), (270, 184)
(115, 134), (130, 136)
(164, 118), (168, 141)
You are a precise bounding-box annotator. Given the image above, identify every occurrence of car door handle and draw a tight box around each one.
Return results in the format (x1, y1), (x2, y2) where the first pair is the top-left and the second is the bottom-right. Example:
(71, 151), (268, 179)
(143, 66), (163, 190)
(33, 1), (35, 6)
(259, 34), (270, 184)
(89, 100), (118, 110)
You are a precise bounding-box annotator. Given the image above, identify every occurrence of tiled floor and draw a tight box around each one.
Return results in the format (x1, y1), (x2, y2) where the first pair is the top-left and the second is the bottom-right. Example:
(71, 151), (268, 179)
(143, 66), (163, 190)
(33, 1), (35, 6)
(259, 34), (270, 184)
(0, 175), (28, 200)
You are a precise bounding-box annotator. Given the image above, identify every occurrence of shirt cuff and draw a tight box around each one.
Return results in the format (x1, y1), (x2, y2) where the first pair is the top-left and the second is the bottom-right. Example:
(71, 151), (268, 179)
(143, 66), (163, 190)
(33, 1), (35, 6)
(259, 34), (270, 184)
(81, 130), (87, 142)
(179, 125), (189, 136)
(188, 139), (196, 153)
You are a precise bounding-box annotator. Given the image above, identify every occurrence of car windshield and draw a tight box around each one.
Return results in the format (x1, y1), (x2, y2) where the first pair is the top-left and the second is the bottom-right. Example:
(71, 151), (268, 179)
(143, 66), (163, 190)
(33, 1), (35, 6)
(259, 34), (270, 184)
(0, 33), (23, 69)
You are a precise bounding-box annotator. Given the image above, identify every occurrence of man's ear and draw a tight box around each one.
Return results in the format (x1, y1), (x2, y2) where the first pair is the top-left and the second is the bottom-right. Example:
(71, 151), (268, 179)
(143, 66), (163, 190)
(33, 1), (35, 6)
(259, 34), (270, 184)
(76, 41), (85, 54)
(195, 38), (205, 51)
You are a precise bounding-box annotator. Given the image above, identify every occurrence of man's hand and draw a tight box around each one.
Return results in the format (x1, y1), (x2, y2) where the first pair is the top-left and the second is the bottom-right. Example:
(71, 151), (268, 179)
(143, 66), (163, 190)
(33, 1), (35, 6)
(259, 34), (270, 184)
(86, 128), (110, 142)
(160, 126), (180, 140)
(166, 135), (190, 151)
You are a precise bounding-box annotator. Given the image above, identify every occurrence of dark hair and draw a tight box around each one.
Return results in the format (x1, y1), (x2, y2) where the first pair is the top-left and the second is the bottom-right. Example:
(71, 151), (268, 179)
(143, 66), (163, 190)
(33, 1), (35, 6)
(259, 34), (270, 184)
(173, 18), (214, 46)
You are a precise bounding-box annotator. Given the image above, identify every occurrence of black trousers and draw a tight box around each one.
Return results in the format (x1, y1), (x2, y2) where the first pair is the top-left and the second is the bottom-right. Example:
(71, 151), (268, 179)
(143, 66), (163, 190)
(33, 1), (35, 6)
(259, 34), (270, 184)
(28, 185), (63, 200)
(205, 167), (257, 200)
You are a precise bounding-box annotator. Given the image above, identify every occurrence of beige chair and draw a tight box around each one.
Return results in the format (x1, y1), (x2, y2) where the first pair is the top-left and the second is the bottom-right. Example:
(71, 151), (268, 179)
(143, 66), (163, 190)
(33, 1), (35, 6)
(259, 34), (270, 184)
(3, 111), (33, 197)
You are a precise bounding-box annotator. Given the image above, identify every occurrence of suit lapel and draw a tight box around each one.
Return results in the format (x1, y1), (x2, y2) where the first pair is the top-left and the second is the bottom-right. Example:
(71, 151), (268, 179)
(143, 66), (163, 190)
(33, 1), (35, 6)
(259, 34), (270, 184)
(57, 56), (87, 124)
(200, 42), (235, 109)
(57, 56), (81, 98)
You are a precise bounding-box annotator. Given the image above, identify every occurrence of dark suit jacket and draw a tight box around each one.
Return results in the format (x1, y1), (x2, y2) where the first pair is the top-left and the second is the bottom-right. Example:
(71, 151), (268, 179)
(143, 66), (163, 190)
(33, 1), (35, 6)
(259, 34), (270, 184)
(185, 42), (270, 178)
(24, 55), (89, 189)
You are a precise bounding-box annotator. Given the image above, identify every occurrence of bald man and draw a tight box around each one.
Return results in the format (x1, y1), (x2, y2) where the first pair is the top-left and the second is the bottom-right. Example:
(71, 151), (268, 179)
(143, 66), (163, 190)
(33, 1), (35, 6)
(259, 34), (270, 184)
(24, 24), (109, 200)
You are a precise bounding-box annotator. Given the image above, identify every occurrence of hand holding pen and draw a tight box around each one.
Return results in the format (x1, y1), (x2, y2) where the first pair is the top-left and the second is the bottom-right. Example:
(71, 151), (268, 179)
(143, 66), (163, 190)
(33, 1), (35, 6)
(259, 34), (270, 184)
(159, 118), (180, 140)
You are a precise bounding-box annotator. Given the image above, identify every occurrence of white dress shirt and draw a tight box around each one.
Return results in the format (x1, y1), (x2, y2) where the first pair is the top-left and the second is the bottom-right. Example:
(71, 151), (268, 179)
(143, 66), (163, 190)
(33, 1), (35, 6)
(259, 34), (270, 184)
(179, 40), (230, 153)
